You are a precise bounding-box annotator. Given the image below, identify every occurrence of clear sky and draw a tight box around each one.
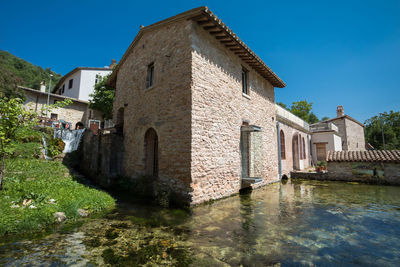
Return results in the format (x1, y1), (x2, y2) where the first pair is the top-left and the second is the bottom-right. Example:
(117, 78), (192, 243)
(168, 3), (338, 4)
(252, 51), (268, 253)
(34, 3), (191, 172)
(1, 0), (399, 122)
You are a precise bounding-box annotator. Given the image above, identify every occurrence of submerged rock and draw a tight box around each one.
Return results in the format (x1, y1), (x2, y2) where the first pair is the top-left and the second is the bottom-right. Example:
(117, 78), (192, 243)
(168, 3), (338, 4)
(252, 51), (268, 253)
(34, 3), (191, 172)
(54, 212), (67, 223)
(78, 209), (89, 217)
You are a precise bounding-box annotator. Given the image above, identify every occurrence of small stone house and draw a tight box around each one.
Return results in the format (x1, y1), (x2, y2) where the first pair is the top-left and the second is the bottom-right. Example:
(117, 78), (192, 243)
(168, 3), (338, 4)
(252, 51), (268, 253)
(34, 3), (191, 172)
(107, 7), (287, 204)
(327, 150), (400, 184)
(321, 106), (365, 151)
(20, 85), (100, 128)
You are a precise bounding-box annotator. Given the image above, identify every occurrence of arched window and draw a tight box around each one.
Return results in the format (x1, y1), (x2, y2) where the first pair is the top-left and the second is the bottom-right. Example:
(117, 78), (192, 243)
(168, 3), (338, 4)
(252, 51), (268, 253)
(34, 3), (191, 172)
(302, 137), (306, 159)
(280, 130), (286, 159)
(144, 128), (158, 177)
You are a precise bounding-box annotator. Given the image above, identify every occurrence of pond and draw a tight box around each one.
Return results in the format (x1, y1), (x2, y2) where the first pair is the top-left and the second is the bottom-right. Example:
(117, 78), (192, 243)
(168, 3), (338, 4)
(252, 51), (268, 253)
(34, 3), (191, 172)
(1, 179), (400, 266)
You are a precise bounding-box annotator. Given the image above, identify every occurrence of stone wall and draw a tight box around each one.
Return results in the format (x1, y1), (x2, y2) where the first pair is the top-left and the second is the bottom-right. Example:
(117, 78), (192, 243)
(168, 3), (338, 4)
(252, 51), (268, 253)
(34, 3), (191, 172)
(278, 122), (311, 177)
(292, 161), (400, 185)
(80, 130), (124, 187)
(189, 22), (279, 204)
(112, 19), (193, 202)
(24, 90), (89, 127)
(344, 119), (366, 151)
(330, 117), (365, 151)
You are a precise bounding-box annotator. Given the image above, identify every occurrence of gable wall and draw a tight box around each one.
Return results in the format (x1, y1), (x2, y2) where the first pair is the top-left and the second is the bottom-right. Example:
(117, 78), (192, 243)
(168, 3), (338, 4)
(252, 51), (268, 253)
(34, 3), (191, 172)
(113, 19), (193, 199)
(189, 22), (279, 204)
(344, 118), (365, 150)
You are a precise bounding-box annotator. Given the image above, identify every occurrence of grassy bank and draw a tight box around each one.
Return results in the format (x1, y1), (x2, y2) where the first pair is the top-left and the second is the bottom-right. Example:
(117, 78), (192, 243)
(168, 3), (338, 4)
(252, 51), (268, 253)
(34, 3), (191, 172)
(0, 158), (115, 236)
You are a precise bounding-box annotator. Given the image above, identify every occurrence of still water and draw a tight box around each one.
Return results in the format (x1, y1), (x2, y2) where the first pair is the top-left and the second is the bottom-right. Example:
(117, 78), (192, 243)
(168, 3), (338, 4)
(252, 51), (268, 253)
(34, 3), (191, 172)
(1, 179), (400, 266)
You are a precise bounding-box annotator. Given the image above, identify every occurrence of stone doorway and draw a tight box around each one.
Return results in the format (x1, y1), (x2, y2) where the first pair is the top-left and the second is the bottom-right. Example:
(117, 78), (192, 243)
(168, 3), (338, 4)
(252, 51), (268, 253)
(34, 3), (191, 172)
(292, 133), (300, 170)
(145, 128), (158, 177)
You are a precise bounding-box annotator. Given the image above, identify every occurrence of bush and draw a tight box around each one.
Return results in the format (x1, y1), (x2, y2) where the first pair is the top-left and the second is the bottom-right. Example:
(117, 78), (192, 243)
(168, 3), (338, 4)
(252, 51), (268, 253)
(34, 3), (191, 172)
(11, 142), (42, 159)
(14, 126), (43, 143)
(0, 158), (115, 236)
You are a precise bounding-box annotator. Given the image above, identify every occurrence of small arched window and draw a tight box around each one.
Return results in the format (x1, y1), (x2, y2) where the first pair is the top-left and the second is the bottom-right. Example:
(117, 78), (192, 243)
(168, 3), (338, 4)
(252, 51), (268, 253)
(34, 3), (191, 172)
(280, 130), (286, 159)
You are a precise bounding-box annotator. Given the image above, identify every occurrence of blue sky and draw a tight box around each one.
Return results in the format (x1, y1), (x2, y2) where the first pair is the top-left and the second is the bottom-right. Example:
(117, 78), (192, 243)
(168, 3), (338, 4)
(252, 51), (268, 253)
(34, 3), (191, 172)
(1, 0), (399, 122)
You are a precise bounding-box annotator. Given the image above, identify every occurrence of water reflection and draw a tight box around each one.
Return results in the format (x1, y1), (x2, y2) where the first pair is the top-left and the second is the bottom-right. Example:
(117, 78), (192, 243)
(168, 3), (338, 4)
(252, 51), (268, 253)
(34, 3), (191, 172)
(1, 179), (400, 266)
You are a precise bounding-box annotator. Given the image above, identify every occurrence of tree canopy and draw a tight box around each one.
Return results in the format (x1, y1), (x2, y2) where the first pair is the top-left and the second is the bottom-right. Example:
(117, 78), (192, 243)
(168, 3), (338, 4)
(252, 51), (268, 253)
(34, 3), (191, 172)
(89, 75), (115, 120)
(0, 50), (62, 98)
(364, 110), (400, 150)
(277, 100), (321, 124)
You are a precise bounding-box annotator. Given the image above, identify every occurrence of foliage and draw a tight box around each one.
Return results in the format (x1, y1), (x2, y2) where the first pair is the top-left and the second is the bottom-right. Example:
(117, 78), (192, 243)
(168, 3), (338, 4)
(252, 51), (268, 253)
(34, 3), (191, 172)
(278, 100), (322, 124)
(0, 97), (72, 190)
(364, 110), (400, 150)
(11, 142), (42, 159)
(0, 98), (36, 190)
(321, 116), (329, 121)
(276, 102), (288, 109)
(89, 74), (115, 120)
(308, 113), (319, 124)
(0, 158), (115, 236)
(0, 50), (62, 97)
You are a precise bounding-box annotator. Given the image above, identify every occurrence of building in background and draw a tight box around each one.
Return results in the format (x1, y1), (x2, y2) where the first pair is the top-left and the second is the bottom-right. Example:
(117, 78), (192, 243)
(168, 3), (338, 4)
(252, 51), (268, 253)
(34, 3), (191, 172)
(310, 121), (342, 163)
(53, 60), (115, 101)
(20, 83), (102, 131)
(309, 105), (365, 163)
(276, 104), (312, 177)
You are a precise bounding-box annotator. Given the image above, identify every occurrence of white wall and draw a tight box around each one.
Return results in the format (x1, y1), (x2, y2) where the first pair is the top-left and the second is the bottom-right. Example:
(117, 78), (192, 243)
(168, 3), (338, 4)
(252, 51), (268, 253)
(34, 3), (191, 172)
(61, 71), (81, 99)
(311, 132), (342, 163)
(78, 69), (112, 101)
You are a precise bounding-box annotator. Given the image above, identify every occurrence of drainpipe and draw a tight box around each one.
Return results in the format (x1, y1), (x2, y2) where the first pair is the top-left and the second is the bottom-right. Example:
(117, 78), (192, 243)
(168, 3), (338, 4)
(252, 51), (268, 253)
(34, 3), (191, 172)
(277, 122), (282, 179)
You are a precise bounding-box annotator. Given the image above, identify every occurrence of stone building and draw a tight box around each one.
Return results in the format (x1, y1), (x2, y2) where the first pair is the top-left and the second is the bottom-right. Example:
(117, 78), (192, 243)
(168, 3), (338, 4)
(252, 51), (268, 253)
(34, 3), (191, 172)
(322, 105), (365, 151)
(275, 104), (312, 177)
(107, 7), (287, 204)
(326, 150), (400, 185)
(20, 85), (101, 129)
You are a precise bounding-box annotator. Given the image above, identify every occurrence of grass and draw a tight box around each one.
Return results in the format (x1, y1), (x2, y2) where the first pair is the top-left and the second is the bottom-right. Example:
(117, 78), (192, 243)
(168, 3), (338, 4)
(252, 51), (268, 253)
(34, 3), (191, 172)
(0, 157), (115, 236)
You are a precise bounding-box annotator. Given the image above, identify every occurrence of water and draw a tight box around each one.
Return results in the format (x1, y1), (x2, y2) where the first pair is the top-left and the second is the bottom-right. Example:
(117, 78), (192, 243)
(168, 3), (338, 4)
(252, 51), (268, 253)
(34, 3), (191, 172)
(53, 129), (85, 153)
(41, 135), (51, 160)
(1, 179), (400, 266)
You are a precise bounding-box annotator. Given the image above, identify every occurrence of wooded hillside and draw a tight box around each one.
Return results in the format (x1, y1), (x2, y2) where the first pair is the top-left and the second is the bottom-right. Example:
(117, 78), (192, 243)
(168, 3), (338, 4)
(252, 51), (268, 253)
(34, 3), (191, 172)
(0, 50), (62, 98)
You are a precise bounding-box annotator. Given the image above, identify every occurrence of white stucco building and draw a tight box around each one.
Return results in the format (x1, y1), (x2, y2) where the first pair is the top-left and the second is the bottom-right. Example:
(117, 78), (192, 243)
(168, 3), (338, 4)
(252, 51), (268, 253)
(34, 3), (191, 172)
(310, 121), (342, 163)
(53, 60), (115, 101)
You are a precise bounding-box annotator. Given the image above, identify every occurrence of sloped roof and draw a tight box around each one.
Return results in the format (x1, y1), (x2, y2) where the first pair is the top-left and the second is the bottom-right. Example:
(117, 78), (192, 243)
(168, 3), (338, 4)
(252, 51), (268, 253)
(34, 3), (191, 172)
(52, 67), (112, 93)
(107, 6), (285, 88)
(327, 150), (400, 163)
(322, 115), (364, 127)
(19, 86), (88, 104)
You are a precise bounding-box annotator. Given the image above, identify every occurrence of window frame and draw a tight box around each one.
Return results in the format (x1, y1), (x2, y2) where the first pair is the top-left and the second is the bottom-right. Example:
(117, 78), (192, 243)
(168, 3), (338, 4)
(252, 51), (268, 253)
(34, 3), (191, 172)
(280, 130), (286, 160)
(241, 67), (249, 95)
(68, 79), (73, 89)
(146, 62), (155, 88)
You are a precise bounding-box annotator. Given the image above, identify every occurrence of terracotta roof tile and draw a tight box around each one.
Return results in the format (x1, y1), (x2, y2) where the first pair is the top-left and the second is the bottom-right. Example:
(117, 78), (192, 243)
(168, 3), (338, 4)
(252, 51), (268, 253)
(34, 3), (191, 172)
(327, 150), (400, 163)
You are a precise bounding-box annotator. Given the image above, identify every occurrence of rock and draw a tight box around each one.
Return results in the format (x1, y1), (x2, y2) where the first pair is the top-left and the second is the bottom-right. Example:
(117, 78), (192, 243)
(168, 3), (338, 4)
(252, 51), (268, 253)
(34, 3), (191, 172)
(29, 205), (37, 209)
(54, 212), (67, 223)
(26, 177), (35, 181)
(22, 199), (33, 206)
(49, 198), (56, 204)
(77, 209), (89, 217)
(10, 204), (20, 208)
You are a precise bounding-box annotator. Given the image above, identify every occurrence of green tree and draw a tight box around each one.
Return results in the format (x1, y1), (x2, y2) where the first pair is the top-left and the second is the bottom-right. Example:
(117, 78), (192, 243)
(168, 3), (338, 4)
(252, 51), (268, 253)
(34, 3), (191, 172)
(308, 113), (319, 124)
(0, 50), (62, 93)
(89, 75), (115, 120)
(364, 111), (400, 150)
(276, 102), (288, 109)
(290, 100), (312, 120)
(0, 98), (36, 190)
(321, 116), (329, 121)
(0, 97), (72, 190)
